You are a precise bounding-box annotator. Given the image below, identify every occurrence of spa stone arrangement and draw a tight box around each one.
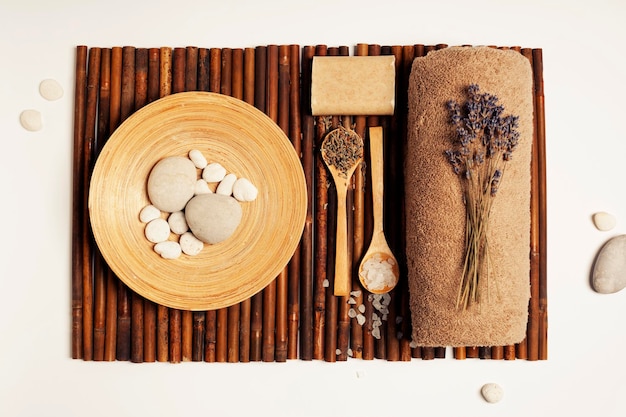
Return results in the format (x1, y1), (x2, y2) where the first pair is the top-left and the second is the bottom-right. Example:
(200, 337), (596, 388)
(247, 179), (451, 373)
(72, 43), (549, 367)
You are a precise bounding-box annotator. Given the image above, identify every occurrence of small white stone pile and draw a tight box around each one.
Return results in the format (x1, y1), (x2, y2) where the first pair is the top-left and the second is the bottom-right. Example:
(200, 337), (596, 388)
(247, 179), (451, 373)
(140, 149), (258, 259)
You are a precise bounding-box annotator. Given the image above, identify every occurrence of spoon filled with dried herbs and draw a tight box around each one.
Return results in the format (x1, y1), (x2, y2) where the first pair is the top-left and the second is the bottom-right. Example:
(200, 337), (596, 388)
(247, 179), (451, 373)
(358, 127), (399, 294)
(321, 125), (364, 297)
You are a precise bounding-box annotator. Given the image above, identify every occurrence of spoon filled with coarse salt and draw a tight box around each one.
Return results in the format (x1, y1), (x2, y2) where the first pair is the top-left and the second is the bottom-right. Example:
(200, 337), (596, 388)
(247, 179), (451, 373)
(358, 126), (399, 294)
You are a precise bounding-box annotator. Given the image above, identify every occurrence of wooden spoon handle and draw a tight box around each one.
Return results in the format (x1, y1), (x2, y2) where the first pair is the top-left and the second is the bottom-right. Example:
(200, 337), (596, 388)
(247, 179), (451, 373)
(369, 126), (384, 232)
(333, 184), (351, 297)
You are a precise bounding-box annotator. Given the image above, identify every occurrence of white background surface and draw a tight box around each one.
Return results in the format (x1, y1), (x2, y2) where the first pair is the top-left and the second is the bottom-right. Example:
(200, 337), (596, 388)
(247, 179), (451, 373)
(1, 1), (625, 416)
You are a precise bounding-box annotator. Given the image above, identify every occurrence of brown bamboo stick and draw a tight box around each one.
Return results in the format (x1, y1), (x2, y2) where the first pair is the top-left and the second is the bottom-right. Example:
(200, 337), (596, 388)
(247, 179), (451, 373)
(143, 48), (159, 363)
(521, 47), (539, 362)
(93, 47), (111, 362)
(224, 48), (244, 364)
(299, 45), (315, 361)
(504, 345), (517, 360)
(287, 44), (302, 361)
(186, 46), (198, 91)
(169, 309), (182, 363)
(204, 310), (216, 362)
(466, 346), (479, 358)
(273, 44), (292, 363)
(129, 47), (148, 364)
(181, 46), (198, 363)
(435, 347), (446, 359)
(238, 47), (255, 363)
(249, 46), (267, 362)
(313, 44), (328, 361)
(214, 47), (232, 364)
(172, 47), (186, 93)
(262, 44), (280, 363)
(80, 47), (101, 361)
(71, 45), (88, 360)
(156, 46), (172, 363)
(192, 310), (205, 362)
(103, 46), (123, 362)
(533, 48), (548, 361)
(198, 48), (210, 92)
(491, 345), (504, 360)
(144, 300), (157, 363)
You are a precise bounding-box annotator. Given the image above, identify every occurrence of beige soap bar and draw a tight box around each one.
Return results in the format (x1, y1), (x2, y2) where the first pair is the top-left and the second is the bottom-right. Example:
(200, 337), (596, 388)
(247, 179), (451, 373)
(311, 56), (395, 116)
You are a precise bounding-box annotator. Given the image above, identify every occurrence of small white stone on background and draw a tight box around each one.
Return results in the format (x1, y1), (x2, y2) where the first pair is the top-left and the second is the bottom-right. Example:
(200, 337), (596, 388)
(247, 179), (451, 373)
(185, 193), (242, 244)
(202, 162), (227, 183)
(188, 149), (208, 169)
(179, 232), (204, 256)
(144, 218), (171, 243)
(216, 173), (237, 196)
(39, 79), (64, 101)
(356, 370), (367, 379)
(154, 241), (182, 259)
(481, 383), (504, 404)
(592, 211), (617, 231)
(139, 205), (161, 223)
(20, 109), (42, 131)
(168, 211), (188, 234)
(592, 234), (626, 294)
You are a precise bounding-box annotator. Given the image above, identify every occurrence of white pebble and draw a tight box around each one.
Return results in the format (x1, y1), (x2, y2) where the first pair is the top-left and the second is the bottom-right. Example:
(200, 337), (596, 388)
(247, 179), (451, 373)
(481, 383), (504, 404)
(139, 205), (161, 223)
(593, 211), (617, 231)
(188, 149), (208, 169)
(145, 218), (170, 243)
(39, 79), (64, 101)
(202, 162), (227, 182)
(179, 232), (204, 256)
(20, 109), (42, 131)
(154, 241), (182, 259)
(168, 211), (188, 234)
(216, 173), (237, 196)
(194, 179), (212, 195)
(232, 177), (258, 202)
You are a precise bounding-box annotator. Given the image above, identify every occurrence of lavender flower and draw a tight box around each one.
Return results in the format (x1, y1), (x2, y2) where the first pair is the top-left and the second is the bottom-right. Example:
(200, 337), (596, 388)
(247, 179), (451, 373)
(444, 84), (520, 310)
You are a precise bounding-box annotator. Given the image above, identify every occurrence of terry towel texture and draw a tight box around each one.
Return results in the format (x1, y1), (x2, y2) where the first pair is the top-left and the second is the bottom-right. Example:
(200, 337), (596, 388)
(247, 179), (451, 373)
(405, 46), (533, 347)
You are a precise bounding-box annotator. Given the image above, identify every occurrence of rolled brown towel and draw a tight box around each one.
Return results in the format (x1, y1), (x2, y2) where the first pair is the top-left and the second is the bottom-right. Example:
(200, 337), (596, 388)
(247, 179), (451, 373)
(405, 46), (533, 347)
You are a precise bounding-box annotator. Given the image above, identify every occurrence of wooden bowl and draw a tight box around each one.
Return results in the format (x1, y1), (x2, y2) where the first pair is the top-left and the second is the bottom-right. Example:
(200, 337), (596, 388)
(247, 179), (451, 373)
(88, 92), (307, 311)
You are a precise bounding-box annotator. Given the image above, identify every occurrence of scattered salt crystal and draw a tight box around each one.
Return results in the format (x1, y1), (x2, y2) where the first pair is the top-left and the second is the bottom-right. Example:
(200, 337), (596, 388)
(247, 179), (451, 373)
(336, 348), (341, 355)
(371, 327), (381, 339)
(356, 370), (366, 379)
(396, 316), (403, 324)
(357, 304), (366, 314)
(348, 297), (356, 304)
(356, 314), (366, 326)
(347, 348), (353, 357)
(397, 332), (403, 339)
(382, 293), (391, 304)
(348, 308), (357, 318)
(350, 290), (362, 297)
(39, 79), (64, 101)
(323, 279), (329, 288)
(409, 340), (418, 348)
(20, 109), (42, 131)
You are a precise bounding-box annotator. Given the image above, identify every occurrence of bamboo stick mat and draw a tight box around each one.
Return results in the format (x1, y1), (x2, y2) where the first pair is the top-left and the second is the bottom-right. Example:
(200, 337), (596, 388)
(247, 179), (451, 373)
(71, 43), (547, 363)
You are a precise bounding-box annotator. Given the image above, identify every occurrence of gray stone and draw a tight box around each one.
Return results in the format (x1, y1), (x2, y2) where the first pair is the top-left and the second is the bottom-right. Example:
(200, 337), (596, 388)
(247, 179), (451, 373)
(593, 234), (626, 294)
(184, 193), (242, 244)
(147, 156), (196, 212)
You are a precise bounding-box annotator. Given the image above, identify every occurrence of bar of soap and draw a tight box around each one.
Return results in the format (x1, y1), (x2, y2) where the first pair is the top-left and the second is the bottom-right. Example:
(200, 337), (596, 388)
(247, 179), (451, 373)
(311, 56), (395, 116)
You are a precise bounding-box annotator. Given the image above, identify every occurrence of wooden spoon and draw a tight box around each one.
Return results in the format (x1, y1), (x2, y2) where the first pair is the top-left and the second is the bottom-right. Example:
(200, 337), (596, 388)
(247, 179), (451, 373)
(358, 127), (399, 294)
(320, 126), (364, 297)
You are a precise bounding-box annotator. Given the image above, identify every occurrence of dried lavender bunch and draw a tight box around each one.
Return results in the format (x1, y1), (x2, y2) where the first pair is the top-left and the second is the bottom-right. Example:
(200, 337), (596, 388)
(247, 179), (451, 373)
(445, 84), (520, 310)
